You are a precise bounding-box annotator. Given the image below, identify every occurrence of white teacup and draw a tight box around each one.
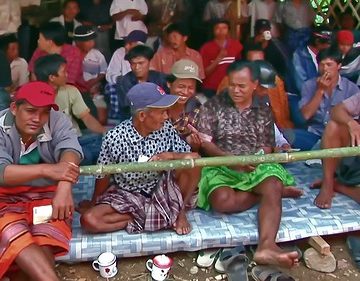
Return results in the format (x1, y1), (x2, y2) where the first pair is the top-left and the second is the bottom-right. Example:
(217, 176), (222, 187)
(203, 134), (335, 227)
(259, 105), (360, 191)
(92, 252), (118, 278)
(146, 254), (173, 281)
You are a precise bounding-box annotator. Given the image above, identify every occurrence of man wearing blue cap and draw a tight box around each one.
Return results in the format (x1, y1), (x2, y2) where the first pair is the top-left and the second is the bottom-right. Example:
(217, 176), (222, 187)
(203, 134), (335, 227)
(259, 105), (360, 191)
(80, 82), (200, 235)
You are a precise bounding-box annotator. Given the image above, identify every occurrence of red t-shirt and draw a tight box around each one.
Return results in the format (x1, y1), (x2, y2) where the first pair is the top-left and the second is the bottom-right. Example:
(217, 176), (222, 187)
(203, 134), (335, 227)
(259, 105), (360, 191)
(200, 39), (243, 91)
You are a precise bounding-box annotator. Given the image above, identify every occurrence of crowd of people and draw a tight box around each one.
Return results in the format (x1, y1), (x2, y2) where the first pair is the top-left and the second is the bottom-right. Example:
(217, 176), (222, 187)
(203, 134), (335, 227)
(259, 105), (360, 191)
(0, 0), (359, 280)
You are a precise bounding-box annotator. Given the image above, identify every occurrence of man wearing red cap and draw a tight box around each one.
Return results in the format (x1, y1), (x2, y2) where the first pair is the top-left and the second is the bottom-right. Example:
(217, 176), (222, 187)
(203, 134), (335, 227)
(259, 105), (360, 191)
(336, 30), (360, 86)
(0, 81), (83, 280)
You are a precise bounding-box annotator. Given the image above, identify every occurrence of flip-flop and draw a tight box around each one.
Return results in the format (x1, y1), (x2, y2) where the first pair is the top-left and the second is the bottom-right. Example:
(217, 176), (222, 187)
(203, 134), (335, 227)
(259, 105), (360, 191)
(224, 254), (250, 281)
(196, 248), (221, 268)
(251, 265), (295, 281)
(347, 236), (360, 269)
(214, 245), (246, 273)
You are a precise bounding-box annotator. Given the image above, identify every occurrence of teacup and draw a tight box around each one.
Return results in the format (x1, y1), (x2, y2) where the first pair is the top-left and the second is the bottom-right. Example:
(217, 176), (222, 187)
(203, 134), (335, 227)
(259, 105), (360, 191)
(92, 252), (118, 278)
(146, 254), (173, 281)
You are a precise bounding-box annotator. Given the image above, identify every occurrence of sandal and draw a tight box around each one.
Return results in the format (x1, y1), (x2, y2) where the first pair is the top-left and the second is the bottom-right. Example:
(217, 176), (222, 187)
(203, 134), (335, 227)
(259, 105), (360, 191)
(347, 236), (360, 269)
(196, 248), (221, 268)
(214, 245), (246, 273)
(251, 265), (295, 281)
(224, 254), (250, 281)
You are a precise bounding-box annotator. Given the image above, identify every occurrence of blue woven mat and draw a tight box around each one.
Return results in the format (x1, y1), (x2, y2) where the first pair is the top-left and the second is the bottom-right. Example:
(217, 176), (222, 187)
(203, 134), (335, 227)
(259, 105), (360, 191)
(57, 162), (360, 262)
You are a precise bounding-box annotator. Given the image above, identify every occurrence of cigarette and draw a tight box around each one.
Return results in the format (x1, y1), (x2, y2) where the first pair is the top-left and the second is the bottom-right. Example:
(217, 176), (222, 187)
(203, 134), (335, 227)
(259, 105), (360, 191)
(67, 162), (78, 168)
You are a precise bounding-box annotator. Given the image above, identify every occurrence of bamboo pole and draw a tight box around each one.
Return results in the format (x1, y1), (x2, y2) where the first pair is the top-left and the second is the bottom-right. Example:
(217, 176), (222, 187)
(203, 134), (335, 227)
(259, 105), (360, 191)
(80, 146), (360, 175)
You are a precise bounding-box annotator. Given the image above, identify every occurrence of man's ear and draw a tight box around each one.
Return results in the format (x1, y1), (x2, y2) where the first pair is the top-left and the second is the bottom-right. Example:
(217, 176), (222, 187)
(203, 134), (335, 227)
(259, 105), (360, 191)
(166, 81), (171, 89)
(183, 36), (188, 43)
(9, 102), (17, 116)
(138, 110), (147, 122)
(337, 63), (342, 70)
(253, 80), (259, 90)
(48, 74), (55, 83)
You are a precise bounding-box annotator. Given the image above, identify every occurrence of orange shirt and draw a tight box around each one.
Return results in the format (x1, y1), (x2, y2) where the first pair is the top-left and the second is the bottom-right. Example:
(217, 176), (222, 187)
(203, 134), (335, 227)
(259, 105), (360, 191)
(150, 46), (205, 79)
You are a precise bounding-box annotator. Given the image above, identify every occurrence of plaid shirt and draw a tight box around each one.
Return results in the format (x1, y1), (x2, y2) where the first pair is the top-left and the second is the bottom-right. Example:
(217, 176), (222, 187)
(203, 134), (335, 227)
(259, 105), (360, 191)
(29, 45), (86, 92)
(104, 83), (119, 119)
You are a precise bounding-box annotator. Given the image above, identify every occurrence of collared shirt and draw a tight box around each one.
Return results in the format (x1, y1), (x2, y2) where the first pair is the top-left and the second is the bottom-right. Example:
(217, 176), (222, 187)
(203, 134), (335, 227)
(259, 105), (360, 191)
(307, 46), (318, 71)
(110, 0), (148, 40)
(29, 45), (86, 92)
(299, 76), (359, 136)
(97, 119), (190, 194)
(106, 47), (131, 84)
(116, 70), (169, 109)
(0, 109), (83, 186)
(343, 92), (360, 117)
(150, 46), (205, 79)
(197, 92), (275, 155)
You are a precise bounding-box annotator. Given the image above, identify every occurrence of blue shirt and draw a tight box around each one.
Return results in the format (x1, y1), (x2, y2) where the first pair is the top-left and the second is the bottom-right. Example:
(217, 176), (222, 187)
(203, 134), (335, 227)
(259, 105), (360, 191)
(299, 76), (359, 136)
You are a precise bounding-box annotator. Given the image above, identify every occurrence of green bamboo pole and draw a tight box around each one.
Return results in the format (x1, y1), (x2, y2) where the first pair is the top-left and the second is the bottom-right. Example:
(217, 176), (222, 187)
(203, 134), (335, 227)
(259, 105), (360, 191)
(80, 147), (360, 175)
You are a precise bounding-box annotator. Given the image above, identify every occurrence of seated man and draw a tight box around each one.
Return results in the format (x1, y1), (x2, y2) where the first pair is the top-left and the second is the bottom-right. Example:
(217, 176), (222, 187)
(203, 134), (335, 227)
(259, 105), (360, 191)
(196, 61), (302, 268)
(150, 22), (205, 79)
(105, 30), (148, 120)
(166, 59), (204, 151)
(34, 54), (106, 165)
(116, 44), (168, 121)
(80, 82), (200, 235)
(284, 48), (359, 151)
(0, 81), (82, 280)
(313, 93), (360, 208)
(0, 50), (11, 111)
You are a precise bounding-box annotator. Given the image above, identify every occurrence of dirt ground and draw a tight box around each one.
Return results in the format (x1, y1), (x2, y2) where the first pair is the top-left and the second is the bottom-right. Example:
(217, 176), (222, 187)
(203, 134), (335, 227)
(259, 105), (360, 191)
(56, 234), (360, 281)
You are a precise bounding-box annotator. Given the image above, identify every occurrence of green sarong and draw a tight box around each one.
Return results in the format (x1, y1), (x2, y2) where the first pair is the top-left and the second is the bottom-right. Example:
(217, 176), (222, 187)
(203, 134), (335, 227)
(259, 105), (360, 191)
(197, 163), (296, 211)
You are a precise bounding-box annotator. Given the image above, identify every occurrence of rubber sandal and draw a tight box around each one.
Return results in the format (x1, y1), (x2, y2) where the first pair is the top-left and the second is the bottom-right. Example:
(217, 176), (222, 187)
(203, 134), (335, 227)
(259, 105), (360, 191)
(214, 245), (246, 273)
(224, 254), (250, 281)
(196, 248), (221, 268)
(347, 236), (360, 269)
(251, 265), (295, 281)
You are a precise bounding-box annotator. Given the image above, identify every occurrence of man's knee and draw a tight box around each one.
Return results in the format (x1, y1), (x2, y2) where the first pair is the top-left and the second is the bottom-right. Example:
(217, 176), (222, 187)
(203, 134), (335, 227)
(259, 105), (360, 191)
(209, 188), (234, 212)
(259, 177), (283, 197)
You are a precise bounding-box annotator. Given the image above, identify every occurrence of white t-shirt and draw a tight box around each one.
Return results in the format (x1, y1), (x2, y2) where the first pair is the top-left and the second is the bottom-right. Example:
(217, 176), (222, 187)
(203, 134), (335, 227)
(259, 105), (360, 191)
(274, 124), (289, 147)
(11, 57), (29, 88)
(105, 47), (131, 84)
(110, 0), (148, 40)
(83, 49), (108, 81)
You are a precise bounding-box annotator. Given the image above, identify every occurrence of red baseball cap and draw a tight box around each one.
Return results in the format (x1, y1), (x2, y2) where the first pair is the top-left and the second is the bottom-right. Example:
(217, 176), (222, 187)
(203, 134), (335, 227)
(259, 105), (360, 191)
(15, 81), (59, 111)
(337, 30), (354, 45)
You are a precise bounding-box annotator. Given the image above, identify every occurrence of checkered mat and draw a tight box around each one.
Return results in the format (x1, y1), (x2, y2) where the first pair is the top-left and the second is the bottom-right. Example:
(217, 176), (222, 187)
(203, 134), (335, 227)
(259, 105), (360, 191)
(57, 162), (360, 262)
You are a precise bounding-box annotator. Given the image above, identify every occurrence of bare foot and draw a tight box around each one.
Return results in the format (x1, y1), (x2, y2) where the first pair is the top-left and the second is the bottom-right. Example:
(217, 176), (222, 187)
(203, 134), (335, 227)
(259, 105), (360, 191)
(254, 246), (299, 268)
(314, 184), (334, 209)
(173, 211), (191, 235)
(282, 186), (303, 198)
(310, 179), (322, 189)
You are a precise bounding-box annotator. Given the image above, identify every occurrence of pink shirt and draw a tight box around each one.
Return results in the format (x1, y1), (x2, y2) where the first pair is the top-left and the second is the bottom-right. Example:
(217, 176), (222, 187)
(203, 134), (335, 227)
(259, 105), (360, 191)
(150, 46), (205, 79)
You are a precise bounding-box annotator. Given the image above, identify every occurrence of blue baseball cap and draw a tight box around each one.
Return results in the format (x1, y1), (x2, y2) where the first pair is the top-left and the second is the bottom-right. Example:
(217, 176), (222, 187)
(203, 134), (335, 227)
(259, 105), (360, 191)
(127, 82), (179, 111)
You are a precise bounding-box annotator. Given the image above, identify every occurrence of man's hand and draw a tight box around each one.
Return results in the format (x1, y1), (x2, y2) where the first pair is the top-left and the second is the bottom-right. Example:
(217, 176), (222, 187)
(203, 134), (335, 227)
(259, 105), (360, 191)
(348, 119), (360, 146)
(44, 162), (79, 183)
(186, 133), (202, 151)
(232, 164), (256, 173)
(129, 10), (143, 21)
(216, 48), (227, 63)
(317, 72), (332, 92)
(77, 200), (95, 214)
(150, 152), (174, 161)
(52, 181), (74, 220)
